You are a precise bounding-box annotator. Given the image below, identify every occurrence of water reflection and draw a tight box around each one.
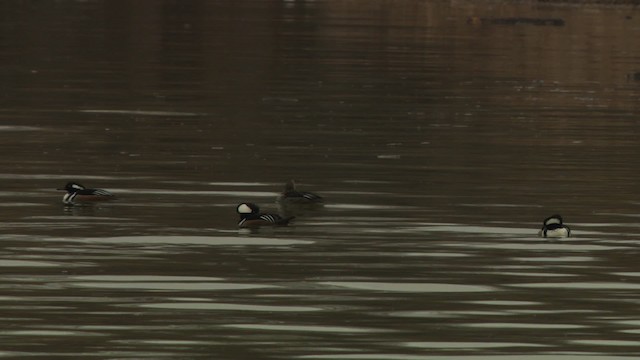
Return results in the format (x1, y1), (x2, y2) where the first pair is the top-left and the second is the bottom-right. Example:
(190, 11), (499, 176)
(224, 323), (388, 333)
(2, 0), (640, 358)
(142, 302), (318, 312)
(404, 341), (548, 349)
(78, 109), (205, 117)
(319, 281), (495, 293)
(0, 259), (63, 268)
(47, 235), (313, 246)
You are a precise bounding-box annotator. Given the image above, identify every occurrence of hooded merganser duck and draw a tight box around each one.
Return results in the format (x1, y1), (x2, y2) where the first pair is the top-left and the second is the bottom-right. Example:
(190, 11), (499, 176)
(277, 180), (323, 204)
(57, 182), (115, 205)
(539, 214), (571, 238)
(237, 203), (294, 228)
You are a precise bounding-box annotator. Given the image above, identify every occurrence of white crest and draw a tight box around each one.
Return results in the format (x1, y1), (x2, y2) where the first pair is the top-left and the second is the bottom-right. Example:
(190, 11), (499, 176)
(237, 203), (253, 214)
(71, 183), (84, 190)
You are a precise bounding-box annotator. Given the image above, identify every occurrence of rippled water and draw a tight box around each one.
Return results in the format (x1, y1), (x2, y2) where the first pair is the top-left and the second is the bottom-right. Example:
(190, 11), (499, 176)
(2, 0), (640, 358)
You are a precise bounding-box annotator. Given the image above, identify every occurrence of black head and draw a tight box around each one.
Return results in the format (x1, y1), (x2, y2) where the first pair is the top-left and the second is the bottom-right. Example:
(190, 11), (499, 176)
(284, 179), (296, 192)
(57, 182), (86, 193)
(543, 214), (563, 226)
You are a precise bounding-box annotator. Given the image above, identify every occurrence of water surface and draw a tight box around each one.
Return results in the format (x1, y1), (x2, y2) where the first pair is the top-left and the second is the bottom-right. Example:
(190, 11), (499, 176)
(2, 0), (640, 358)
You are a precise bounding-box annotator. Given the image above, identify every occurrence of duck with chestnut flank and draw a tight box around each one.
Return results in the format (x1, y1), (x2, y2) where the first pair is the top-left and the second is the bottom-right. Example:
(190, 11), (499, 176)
(237, 203), (294, 228)
(539, 214), (571, 238)
(57, 182), (115, 206)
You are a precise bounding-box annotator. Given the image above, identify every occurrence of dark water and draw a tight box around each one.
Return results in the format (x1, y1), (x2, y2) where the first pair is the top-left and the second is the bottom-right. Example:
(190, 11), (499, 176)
(2, 0), (640, 358)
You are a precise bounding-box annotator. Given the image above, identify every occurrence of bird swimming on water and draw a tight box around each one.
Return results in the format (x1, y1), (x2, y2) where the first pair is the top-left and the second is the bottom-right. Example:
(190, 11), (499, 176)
(237, 203), (294, 228)
(57, 182), (115, 206)
(539, 214), (571, 238)
(277, 179), (323, 204)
